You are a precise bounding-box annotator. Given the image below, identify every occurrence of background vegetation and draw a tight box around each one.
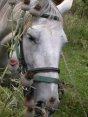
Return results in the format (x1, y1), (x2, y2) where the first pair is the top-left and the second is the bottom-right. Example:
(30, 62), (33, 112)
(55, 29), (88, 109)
(0, 0), (88, 117)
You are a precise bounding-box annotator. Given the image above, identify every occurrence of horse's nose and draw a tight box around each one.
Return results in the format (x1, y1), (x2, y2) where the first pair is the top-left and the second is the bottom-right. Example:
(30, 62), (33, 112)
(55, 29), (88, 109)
(35, 100), (46, 116)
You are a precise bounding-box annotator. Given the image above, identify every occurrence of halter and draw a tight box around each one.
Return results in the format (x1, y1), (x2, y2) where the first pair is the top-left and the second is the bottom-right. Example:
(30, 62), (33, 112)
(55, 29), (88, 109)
(12, 0), (60, 84)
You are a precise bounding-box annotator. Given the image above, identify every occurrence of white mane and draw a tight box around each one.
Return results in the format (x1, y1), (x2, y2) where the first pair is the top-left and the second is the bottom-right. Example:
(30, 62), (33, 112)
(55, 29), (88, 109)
(39, 0), (62, 19)
(0, 0), (63, 42)
(29, 0), (63, 22)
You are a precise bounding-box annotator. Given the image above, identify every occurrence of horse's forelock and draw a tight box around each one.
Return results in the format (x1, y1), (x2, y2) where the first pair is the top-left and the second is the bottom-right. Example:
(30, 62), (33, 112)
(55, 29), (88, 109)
(0, 0), (24, 42)
(0, 0), (22, 11)
(37, 0), (63, 23)
(0, 0), (8, 10)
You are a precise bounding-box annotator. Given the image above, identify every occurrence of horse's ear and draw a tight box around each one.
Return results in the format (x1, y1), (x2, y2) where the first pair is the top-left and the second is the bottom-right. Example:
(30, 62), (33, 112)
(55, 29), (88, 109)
(53, 0), (64, 5)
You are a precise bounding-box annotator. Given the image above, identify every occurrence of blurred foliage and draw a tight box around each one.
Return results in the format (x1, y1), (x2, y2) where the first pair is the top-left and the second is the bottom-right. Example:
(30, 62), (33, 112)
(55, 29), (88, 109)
(64, 14), (88, 49)
(71, 0), (88, 18)
(63, 0), (88, 48)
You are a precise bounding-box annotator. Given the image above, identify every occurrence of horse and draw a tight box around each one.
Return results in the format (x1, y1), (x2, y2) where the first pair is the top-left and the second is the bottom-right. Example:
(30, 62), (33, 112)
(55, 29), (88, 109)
(0, 0), (73, 116)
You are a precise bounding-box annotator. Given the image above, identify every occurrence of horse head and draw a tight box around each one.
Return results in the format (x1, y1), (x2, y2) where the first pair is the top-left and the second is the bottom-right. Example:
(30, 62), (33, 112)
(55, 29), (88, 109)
(0, 0), (67, 116)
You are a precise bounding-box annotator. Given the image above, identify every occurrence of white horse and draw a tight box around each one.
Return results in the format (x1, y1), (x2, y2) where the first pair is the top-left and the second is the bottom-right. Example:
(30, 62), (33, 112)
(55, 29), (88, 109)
(0, 0), (73, 116)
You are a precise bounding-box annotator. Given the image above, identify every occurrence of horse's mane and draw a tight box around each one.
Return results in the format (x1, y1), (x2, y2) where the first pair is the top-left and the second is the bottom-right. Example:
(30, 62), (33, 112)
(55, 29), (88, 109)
(0, 0), (22, 9)
(0, 0), (23, 42)
(0, 0), (8, 10)
(0, 0), (22, 19)
(0, 0), (9, 18)
(0, 0), (63, 42)
(0, 0), (62, 22)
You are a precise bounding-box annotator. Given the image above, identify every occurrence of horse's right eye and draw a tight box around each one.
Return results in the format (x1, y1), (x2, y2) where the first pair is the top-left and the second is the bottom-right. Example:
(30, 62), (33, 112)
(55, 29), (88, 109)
(27, 33), (36, 43)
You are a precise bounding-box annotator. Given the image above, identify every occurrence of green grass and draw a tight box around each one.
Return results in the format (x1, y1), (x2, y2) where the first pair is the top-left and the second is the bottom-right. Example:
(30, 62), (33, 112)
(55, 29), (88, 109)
(53, 44), (88, 117)
(64, 14), (88, 49)
(0, 44), (88, 117)
(53, 14), (88, 117)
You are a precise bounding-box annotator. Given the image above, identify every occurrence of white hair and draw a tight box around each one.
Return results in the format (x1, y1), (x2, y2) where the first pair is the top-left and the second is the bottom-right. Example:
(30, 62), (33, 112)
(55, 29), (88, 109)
(0, 0), (63, 41)
(38, 0), (63, 22)
(0, 0), (63, 23)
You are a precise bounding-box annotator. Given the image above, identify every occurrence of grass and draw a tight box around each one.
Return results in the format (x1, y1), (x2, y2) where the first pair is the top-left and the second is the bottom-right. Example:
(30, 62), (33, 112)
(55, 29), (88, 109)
(64, 14), (88, 49)
(53, 44), (88, 117)
(0, 43), (88, 117)
(53, 14), (88, 117)
(0, 14), (88, 117)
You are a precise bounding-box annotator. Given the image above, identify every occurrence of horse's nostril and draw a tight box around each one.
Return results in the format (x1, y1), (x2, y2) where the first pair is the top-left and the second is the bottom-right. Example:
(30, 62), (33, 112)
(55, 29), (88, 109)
(35, 101), (46, 116)
(36, 101), (45, 108)
(49, 97), (56, 103)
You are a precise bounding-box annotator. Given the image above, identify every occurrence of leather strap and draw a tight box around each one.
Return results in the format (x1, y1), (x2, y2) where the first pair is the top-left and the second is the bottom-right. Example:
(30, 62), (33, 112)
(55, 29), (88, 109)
(33, 75), (59, 84)
(26, 67), (60, 80)
(41, 14), (59, 21)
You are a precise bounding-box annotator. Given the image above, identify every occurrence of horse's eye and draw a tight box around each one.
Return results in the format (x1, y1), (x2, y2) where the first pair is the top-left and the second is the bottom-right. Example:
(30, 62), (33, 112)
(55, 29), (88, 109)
(27, 33), (36, 43)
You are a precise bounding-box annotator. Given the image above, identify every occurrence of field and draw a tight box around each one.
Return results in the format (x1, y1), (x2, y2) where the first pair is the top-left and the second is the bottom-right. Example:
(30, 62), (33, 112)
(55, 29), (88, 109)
(54, 44), (88, 117)
(53, 14), (88, 117)
(0, 1), (88, 117)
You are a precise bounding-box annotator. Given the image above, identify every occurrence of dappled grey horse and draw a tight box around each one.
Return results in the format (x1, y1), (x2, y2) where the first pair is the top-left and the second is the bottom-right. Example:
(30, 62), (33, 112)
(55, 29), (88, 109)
(0, 0), (73, 116)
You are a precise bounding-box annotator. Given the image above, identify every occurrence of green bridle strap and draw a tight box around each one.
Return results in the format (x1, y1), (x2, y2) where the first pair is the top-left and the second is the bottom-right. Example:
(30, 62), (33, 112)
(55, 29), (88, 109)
(15, 45), (20, 59)
(33, 75), (59, 84)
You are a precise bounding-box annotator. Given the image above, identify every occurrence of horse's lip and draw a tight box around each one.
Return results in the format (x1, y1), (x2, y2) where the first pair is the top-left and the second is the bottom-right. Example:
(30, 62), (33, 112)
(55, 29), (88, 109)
(8, 58), (18, 66)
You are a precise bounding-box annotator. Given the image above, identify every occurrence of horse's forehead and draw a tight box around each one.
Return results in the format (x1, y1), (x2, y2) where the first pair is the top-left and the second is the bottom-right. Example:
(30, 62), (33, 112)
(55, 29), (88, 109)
(27, 25), (51, 38)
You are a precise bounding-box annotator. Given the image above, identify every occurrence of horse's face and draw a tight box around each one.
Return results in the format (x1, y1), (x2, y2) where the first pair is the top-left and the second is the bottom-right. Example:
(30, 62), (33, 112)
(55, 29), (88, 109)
(22, 24), (65, 116)
(23, 25), (63, 73)
(7, 1), (67, 116)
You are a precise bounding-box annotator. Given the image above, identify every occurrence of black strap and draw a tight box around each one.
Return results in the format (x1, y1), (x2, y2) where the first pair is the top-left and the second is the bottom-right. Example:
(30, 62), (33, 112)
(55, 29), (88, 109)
(20, 39), (27, 73)
(41, 14), (59, 21)
(27, 67), (60, 74)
